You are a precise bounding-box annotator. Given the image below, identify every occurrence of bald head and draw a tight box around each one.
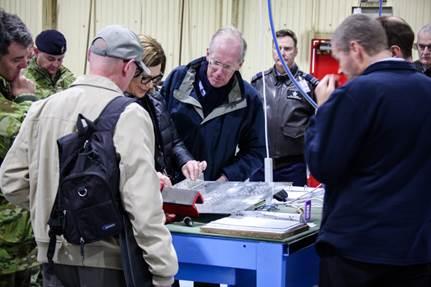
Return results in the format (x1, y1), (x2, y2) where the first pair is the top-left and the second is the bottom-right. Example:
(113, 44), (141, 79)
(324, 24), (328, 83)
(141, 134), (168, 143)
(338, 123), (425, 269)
(208, 26), (247, 64)
(88, 38), (137, 91)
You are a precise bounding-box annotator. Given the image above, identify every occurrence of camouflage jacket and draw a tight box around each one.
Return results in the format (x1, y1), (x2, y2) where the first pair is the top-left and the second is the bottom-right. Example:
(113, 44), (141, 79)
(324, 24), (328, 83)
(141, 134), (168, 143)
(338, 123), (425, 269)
(0, 196), (38, 274)
(0, 77), (33, 160)
(24, 57), (75, 100)
(0, 76), (37, 275)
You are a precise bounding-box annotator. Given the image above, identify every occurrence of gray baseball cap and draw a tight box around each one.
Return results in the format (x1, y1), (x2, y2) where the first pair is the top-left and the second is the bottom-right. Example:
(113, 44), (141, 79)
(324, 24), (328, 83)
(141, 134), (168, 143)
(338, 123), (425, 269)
(90, 25), (150, 75)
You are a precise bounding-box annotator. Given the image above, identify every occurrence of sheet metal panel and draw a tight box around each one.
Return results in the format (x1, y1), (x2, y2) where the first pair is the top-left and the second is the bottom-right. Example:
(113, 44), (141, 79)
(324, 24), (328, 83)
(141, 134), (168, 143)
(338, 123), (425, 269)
(33, 0), (431, 79)
(140, 0), (182, 75)
(394, 0), (431, 62)
(57, 0), (93, 76)
(395, 0), (431, 36)
(0, 0), (42, 38)
(179, 0), (234, 67)
(239, 0), (316, 81)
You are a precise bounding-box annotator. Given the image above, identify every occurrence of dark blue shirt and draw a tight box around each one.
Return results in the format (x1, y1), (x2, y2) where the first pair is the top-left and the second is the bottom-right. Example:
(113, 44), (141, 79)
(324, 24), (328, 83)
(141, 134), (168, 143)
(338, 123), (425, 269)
(305, 60), (431, 265)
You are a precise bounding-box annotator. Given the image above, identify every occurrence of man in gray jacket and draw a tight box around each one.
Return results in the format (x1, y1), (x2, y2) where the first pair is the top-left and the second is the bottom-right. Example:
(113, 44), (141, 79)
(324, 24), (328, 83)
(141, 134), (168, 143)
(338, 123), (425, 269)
(0, 25), (178, 287)
(251, 29), (318, 185)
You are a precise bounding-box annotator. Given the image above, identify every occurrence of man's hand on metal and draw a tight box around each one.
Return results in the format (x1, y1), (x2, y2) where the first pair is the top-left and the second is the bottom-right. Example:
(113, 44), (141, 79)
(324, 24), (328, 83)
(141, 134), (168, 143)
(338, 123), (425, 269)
(181, 160), (207, 180)
(157, 172), (172, 188)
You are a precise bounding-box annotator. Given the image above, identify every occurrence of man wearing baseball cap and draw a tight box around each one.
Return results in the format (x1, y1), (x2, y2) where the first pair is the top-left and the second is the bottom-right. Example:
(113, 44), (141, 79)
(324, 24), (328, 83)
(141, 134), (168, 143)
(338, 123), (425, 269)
(24, 29), (75, 99)
(90, 25), (151, 75)
(0, 25), (177, 287)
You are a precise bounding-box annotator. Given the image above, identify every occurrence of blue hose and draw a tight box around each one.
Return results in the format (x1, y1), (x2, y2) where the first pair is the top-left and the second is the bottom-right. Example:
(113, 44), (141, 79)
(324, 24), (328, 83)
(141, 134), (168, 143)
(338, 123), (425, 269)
(266, 0), (318, 109)
(379, 0), (383, 16)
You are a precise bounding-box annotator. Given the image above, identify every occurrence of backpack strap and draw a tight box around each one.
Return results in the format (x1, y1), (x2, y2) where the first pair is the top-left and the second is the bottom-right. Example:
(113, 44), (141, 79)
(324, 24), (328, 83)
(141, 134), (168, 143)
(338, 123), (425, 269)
(95, 96), (136, 132)
(94, 95), (136, 208)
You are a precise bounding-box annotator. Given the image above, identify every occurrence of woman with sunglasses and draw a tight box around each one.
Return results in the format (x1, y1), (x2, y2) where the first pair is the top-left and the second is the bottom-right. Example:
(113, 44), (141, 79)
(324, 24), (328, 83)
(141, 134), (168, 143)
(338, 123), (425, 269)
(126, 35), (206, 187)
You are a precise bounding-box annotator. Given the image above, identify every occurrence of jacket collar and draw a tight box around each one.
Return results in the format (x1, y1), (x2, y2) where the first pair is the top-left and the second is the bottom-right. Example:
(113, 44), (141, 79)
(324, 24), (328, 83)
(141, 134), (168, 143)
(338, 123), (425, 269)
(0, 75), (13, 101)
(174, 57), (247, 123)
(70, 75), (123, 94)
(362, 59), (417, 76)
(181, 57), (245, 104)
(272, 64), (299, 83)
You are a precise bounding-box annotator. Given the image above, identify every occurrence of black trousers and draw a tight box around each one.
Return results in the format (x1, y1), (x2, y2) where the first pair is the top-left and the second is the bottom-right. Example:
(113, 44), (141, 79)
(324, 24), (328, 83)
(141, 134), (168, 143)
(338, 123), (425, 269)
(42, 263), (126, 287)
(319, 255), (431, 287)
(0, 269), (31, 287)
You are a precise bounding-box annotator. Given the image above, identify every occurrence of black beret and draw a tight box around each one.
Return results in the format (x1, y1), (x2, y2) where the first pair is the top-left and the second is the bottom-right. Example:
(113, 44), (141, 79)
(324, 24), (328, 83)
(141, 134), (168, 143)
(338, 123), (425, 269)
(35, 29), (67, 55)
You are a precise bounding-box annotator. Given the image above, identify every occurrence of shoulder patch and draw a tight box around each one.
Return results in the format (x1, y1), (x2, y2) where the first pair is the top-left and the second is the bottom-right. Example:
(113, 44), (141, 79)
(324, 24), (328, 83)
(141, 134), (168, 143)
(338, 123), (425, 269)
(251, 69), (271, 83)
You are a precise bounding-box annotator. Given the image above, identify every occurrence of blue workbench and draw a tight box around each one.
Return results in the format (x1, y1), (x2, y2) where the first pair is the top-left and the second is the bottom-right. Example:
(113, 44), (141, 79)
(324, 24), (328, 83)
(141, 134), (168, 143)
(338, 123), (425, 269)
(169, 219), (320, 287)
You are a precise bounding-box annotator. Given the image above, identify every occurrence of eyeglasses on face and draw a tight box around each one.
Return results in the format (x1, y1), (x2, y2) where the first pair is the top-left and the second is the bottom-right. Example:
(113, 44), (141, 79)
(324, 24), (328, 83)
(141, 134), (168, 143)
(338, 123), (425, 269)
(416, 43), (431, 51)
(207, 58), (238, 73)
(129, 61), (142, 78)
(122, 59), (143, 78)
(137, 73), (164, 85)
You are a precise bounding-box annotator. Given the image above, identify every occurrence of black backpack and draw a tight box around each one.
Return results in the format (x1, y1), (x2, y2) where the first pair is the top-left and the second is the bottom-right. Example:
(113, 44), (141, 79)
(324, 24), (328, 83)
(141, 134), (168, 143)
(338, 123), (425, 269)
(47, 95), (154, 287)
(47, 96), (134, 262)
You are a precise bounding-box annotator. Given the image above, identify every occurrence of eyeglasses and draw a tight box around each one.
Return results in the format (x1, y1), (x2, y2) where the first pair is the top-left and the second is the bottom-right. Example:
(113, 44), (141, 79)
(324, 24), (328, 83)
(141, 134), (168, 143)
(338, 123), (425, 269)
(138, 73), (164, 85)
(207, 58), (238, 73)
(129, 61), (142, 78)
(122, 59), (143, 78)
(416, 43), (431, 51)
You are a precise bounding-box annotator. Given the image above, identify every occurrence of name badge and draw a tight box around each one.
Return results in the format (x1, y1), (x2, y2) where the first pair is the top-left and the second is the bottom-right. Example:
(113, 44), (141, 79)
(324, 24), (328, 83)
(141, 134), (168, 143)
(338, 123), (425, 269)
(299, 79), (311, 93)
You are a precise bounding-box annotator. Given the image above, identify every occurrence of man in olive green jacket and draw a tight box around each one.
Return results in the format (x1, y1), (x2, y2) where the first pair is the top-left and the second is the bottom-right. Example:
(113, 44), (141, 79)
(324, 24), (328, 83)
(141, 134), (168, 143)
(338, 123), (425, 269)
(24, 29), (75, 100)
(0, 8), (39, 287)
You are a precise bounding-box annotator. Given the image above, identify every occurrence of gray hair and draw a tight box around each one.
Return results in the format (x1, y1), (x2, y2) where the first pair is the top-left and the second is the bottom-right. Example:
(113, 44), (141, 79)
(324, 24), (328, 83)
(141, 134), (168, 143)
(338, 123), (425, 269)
(0, 9), (32, 57)
(208, 26), (247, 63)
(332, 14), (387, 56)
(418, 23), (431, 36)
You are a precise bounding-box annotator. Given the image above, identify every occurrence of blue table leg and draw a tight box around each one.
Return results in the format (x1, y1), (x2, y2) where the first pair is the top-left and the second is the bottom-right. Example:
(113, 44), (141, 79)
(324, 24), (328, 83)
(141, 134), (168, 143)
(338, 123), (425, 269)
(228, 242), (286, 287)
(256, 242), (286, 287)
(285, 244), (319, 287)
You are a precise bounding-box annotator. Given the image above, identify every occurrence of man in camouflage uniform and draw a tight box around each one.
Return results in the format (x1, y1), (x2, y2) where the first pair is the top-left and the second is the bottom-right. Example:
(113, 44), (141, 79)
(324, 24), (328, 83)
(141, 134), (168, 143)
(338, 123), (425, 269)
(24, 29), (75, 100)
(0, 8), (39, 287)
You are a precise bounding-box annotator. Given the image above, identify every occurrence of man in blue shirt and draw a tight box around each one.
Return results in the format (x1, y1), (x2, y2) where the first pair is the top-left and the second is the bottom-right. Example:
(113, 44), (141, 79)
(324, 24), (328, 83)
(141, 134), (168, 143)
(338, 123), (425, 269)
(162, 26), (265, 183)
(305, 14), (431, 287)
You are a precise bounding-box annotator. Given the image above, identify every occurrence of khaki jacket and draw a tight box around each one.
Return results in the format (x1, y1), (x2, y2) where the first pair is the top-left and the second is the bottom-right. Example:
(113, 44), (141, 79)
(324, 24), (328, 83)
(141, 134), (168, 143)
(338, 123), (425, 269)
(0, 75), (178, 286)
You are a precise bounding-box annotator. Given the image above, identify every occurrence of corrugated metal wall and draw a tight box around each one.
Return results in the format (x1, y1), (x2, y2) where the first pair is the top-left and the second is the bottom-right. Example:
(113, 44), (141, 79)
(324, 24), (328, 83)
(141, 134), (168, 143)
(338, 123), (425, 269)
(2, 0), (430, 81)
(395, 0), (431, 33)
(140, 0), (183, 76)
(0, 0), (42, 38)
(56, 0), (93, 75)
(240, 0), (317, 79)
(179, 0), (230, 67)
